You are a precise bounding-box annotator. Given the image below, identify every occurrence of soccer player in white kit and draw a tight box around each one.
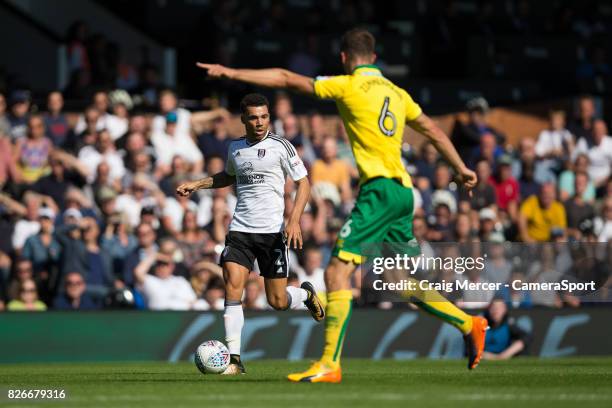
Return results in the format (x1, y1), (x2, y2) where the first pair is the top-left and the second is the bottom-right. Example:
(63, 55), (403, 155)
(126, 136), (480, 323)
(177, 94), (325, 375)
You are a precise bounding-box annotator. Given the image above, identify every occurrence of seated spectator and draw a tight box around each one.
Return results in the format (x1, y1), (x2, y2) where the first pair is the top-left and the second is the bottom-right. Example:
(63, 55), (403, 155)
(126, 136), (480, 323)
(119, 131), (156, 178)
(74, 91), (128, 140)
(203, 275), (225, 310)
(152, 89), (192, 140)
(427, 192), (455, 242)
(495, 270), (533, 308)
(7, 258), (35, 301)
(160, 155), (191, 198)
(567, 95), (596, 143)
(513, 138), (552, 184)
(162, 187), (198, 237)
(453, 212), (477, 243)
(115, 174), (165, 228)
(461, 159), (496, 210)
(0, 92), (10, 135)
(272, 92), (293, 137)
(574, 119), (612, 189)
(152, 112), (203, 175)
(7, 90), (31, 141)
(80, 216), (114, 299)
(133, 252), (198, 310)
(451, 97), (505, 158)
(101, 211), (137, 274)
(594, 197), (612, 242)
(469, 132), (503, 168)
(0, 130), (21, 187)
(297, 246), (325, 295)
(519, 183), (567, 242)
(22, 207), (60, 298)
(33, 150), (89, 210)
(482, 299), (530, 360)
(197, 115), (233, 162)
(244, 278), (266, 310)
(564, 171), (596, 241)
(282, 114), (306, 150)
(456, 268), (494, 309)
(15, 115), (52, 184)
(518, 160), (540, 200)
(558, 153), (596, 202)
(78, 129), (126, 184)
(479, 207), (500, 242)
(190, 261), (223, 299)
(177, 210), (210, 269)
(489, 154), (520, 221)
(11, 192), (58, 254)
(310, 137), (351, 203)
(43, 91), (70, 148)
(122, 223), (158, 287)
(7, 278), (47, 311)
(535, 110), (574, 173)
(53, 271), (101, 310)
(413, 142), (439, 184)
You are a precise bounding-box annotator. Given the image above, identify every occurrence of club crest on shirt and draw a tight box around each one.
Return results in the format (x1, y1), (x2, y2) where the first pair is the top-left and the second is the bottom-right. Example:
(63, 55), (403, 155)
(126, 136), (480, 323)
(258, 149), (266, 158)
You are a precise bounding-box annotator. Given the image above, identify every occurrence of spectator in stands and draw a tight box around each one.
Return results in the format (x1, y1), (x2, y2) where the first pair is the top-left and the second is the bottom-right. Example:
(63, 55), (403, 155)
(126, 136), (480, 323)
(452, 97), (505, 159)
(310, 137), (351, 204)
(568, 95), (596, 143)
(11, 192), (57, 254)
(74, 91), (128, 140)
(122, 223), (158, 287)
(243, 278), (265, 310)
(7, 258), (35, 301)
(513, 137), (551, 184)
(32, 150), (89, 211)
(152, 112), (203, 175)
(535, 110), (574, 175)
(15, 115), (52, 184)
(43, 91), (70, 148)
(202, 275), (225, 310)
(22, 207), (60, 295)
(559, 153), (596, 202)
(479, 207), (499, 242)
(133, 252), (198, 310)
(461, 159), (496, 210)
(518, 160), (540, 201)
(190, 261), (222, 299)
(177, 210), (209, 269)
(574, 119), (612, 189)
(297, 246), (325, 295)
(414, 142), (439, 184)
(7, 90), (31, 141)
(564, 171), (596, 241)
(160, 155), (190, 198)
(431, 163), (459, 208)
(53, 271), (101, 310)
(519, 183), (567, 242)
(0, 92), (10, 135)
(272, 92), (293, 137)
(469, 132), (503, 169)
(152, 89), (192, 139)
(453, 212), (477, 242)
(307, 111), (328, 154)
(490, 155), (520, 221)
(65, 21), (90, 75)
(482, 299), (530, 360)
(7, 278), (47, 311)
(80, 216), (114, 299)
(594, 197), (612, 242)
(427, 192), (455, 242)
(197, 115), (232, 163)
(0, 129), (20, 188)
(78, 130), (126, 184)
(281, 114), (305, 150)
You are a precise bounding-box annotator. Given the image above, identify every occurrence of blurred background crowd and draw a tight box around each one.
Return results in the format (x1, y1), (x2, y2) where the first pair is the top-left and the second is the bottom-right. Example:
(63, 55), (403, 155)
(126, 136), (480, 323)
(0, 0), (611, 312)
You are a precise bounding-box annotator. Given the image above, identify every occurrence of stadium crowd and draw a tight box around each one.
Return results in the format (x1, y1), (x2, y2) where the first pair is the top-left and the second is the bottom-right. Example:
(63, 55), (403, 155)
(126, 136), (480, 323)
(0, 85), (610, 312)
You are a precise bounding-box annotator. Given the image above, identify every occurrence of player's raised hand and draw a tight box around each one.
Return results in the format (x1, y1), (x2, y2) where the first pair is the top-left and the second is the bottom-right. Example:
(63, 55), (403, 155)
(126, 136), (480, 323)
(456, 167), (478, 197)
(285, 220), (303, 250)
(176, 181), (199, 197)
(196, 62), (235, 79)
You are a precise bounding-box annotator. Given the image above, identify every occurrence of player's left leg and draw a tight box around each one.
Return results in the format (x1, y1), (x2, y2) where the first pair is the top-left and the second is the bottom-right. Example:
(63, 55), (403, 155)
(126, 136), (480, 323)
(383, 186), (488, 369)
(257, 233), (324, 320)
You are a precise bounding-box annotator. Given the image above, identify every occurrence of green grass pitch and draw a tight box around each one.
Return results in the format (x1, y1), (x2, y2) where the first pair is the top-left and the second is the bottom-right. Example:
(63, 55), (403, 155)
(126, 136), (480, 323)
(1, 358), (611, 408)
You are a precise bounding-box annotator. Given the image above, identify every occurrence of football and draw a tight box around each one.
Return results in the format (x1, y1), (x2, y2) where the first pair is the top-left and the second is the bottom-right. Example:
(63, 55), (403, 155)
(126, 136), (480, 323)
(194, 340), (230, 374)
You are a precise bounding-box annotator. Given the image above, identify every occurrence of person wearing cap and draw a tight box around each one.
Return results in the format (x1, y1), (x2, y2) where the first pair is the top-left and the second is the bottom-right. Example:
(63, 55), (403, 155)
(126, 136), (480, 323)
(151, 110), (203, 176)
(518, 183), (567, 242)
(22, 207), (61, 295)
(7, 90), (31, 141)
(479, 207), (499, 242)
(451, 97), (505, 159)
(428, 190), (456, 242)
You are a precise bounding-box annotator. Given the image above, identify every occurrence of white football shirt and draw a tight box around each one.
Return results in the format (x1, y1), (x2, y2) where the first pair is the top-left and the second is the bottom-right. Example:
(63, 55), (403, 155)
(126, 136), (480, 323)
(225, 131), (307, 233)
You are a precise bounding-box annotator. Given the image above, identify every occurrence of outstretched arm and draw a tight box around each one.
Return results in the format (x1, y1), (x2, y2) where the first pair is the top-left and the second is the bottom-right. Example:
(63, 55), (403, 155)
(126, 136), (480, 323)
(196, 63), (315, 95)
(408, 113), (477, 195)
(176, 171), (236, 197)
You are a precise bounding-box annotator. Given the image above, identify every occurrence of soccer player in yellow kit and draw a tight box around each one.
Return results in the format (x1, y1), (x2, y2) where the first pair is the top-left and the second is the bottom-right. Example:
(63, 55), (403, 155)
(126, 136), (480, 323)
(197, 28), (488, 383)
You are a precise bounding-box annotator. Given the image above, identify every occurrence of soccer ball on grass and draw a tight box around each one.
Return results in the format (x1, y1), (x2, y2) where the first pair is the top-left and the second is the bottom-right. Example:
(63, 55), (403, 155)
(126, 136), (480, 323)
(194, 340), (230, 374)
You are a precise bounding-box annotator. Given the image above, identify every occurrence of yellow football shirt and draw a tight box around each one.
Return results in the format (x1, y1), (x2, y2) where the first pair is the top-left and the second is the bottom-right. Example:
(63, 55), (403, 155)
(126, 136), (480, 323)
(313, 65), (422, 188)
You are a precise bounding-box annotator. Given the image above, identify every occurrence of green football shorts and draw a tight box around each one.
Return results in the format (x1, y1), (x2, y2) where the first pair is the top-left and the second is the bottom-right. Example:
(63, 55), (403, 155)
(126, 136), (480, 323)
(332, 177), (417, 264)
